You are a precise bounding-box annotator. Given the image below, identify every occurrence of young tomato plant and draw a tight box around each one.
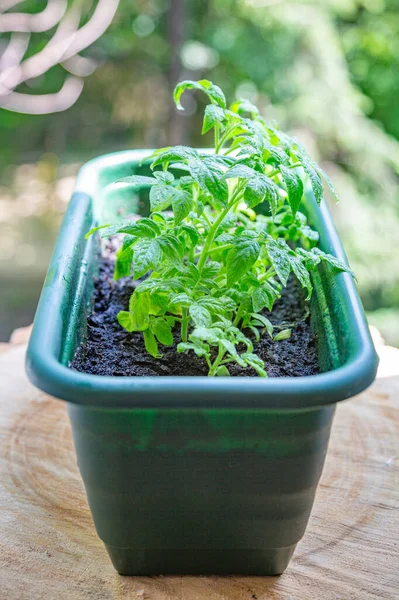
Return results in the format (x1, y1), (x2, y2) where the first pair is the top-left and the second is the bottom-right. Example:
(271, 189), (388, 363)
(87, 79), (354, 377)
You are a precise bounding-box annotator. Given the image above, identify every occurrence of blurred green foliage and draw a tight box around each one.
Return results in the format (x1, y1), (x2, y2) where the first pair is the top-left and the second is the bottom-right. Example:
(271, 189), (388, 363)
(0, 0), (398, 343)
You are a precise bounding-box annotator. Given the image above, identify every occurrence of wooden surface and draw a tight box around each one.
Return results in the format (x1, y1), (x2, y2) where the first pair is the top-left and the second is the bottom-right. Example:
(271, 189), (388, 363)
(0, 330), (398, 600)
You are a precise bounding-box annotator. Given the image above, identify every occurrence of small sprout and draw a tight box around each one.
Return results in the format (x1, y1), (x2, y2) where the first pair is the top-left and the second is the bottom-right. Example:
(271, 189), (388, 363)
(215, 365), (230, 377)
(273, 329), (292, 342)
(87, 80), (354, 377)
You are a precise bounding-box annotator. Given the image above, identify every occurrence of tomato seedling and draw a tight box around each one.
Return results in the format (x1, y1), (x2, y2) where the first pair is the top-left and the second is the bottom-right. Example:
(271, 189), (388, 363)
(87, 80), (353, 376)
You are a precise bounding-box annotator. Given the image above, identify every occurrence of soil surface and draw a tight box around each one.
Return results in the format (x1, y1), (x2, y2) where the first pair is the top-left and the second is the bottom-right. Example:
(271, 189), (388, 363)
(71, 249), (319, 377)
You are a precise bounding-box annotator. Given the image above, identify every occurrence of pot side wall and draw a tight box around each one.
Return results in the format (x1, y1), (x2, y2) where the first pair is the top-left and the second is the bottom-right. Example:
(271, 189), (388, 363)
(68, 403), (335, 575)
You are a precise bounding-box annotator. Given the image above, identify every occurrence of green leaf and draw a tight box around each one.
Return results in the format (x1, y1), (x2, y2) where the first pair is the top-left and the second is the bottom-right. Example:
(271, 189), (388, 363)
(226, 238), (260, 287)
(301, 248), (355, 277)
(180, 262), (201, 285)
(173, 79), (226, 110)
(301, 225), (319, 244)
(134, 279), (159, 294)
(117, 297), (149, 332)
(266, 238), (291, 285)
(114, 243), (134, 280)
(196, 279), (219, 293)
(220, 339), (246, 367)
(153, 171), (174, 184)
(117, 311), (135, 332)
(128, 291), (150, 331)
(244, 174), (279, 212)
(217, 295), (237, 312)
(248, 326), (261, 342)
(215, 365), (230, 376)
(201, 261), (222, 278)
(178, 224), (201, 246)
(150, 212), (168, 224)
(252, 286), (277, 312)
(191, 327), (222, 344)
(188, 158), (229, 207)
(189, 303), (212, 327)
(196, 200), (204, 216)
(302, 158), (324, 205)
(288, 254), (312, 299)
(120, 234), (137, 251)
(116, 175), (157, 186)
(202, 104), (226, 134)
(179, 175), (195, 190)
(229, 98), (259, 116)
(133, 239), (162, 279)
(146, 278), (183, 295)
(263, 142), (290, 166)
(143, 328), (160, 357)
(151, 319), (173, 346)
(151, 146), (198, 168)
(97, 220), (131, 238)
(171, 188), (193, 224)
(215, 232), (234, 244)
(150, 184), (174, 211)
(217, 210), (237, 232)
(157, 234), (184, 263)
(170, 292), (191, 307)
(280, 165), (304, 215)
(241, 353), (267, 377)
(84, 223), (111, 240)
(273, 328), (292, 341)
(149, 293), (168, 313)
(195, 296), (225, 314)
(316, 166), (340, 203)
(250, 313), (273, 337)
(222, 164), (255, 180)
(197, 79), (226, 108)
(116, 218), (161, 238)
(320, 252), (354, 276)
(206, 154), (235, 168)
(177, 341), (195, 353)
(177, 341), (209, 357)
(242, 272), (260, 288)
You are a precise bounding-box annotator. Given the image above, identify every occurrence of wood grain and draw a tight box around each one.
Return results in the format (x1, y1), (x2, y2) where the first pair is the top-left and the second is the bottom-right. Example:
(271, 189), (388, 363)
(0, 341), (398, 600)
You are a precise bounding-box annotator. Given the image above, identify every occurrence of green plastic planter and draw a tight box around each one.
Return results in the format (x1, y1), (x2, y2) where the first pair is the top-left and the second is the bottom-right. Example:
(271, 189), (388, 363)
(26, 150), (378, 576)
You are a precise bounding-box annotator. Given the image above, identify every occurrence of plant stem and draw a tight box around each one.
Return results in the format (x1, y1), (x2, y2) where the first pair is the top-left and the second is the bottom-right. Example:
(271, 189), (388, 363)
(208, 342), (226, 376)
(233, 302), (246, 327)
(214, 124), (220, 154)
(215, 123), (236, 154)
(197, 206), (230, 271)
(223, 146), (237, 156)
(216, 126), (233, 153)
(192, 183), (199, 210)
(258, 268), (276, 283)
(197, 183), (246, 272)
(202, 211), (212, 227)
(193, 243), (231, 259)
(181, 308), (189, 342)
(267, 162), (302, 179)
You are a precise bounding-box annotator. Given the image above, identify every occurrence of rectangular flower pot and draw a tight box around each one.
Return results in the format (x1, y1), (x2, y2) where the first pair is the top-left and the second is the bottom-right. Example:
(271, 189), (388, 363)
(26, 150), (378, 576)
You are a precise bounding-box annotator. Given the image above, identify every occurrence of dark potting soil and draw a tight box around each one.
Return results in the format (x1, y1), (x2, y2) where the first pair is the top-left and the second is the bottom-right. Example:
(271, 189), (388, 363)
(71, 249), (320, 378)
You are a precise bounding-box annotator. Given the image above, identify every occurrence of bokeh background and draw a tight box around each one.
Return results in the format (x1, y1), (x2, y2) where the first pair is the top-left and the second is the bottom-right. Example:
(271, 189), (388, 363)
(0, 0), (398, 344)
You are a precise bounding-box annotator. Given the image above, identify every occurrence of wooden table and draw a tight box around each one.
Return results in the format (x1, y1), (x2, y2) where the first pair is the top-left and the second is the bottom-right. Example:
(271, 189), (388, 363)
(1, 330), (398, 599)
